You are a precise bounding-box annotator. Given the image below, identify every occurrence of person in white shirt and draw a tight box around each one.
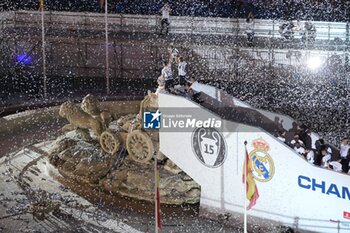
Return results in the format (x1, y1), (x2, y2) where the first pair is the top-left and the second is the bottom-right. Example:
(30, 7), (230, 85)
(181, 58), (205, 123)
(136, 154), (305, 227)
(176, 56), (187, 85)
(160, 2), (171, 35)
(161, 60), (174, 91)
(293, 142), (305, 156)
(277, 130), (286, 143)
(340, 137), (350, 173)
(170, 46), (179, 59)
(340, 138), (350, 158)
(290, 133), (304, 148)
(305, 148), (315, 164)
(320, 148), (331, 168)
(329, 159), (343, 172)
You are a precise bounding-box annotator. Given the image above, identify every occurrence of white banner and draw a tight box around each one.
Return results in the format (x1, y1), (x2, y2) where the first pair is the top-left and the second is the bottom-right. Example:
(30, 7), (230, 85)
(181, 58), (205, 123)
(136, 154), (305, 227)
(158, 93), (350, 233)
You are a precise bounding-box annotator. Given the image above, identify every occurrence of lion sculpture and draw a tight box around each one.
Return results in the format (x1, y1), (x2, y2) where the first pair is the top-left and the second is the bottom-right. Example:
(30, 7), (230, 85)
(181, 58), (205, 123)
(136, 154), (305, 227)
(59, 101), (103, 137)
(81, 94), (113, 128)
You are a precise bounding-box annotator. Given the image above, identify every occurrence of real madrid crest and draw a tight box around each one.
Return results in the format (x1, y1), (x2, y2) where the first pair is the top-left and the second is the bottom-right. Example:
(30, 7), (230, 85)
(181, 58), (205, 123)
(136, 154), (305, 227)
(249, 138), (275, 182)
(192, 127), (227, 168)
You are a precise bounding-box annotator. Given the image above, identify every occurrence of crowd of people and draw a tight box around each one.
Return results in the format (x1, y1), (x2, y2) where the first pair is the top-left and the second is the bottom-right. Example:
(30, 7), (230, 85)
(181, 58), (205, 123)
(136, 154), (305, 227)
(219, 64), (349, 173)
(275, 124), (347, 173)
(220, 65), (349, 146)
(2, 0), (350, 22)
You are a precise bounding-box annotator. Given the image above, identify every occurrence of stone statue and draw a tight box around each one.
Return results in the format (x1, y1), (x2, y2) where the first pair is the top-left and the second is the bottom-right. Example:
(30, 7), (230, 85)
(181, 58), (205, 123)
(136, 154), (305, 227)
(81, 94), (113, 128)
(137, 92), (159, 122)
(59, 101), (103, 137)
(50, 96), (199, 206)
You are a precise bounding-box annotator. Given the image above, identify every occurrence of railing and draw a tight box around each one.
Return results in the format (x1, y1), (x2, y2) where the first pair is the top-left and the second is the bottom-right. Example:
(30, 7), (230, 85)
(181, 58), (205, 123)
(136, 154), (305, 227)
(1, 11), (349, 69)
(1, 11), (349, 43)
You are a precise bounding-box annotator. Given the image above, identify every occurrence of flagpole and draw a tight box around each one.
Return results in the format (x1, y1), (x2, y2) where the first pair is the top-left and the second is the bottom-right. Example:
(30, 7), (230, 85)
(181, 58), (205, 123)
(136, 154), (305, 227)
(154, 152), (159, 233)
(244, 141), (248, 233)
(105, 0), (110, 95)
(41, 0), (47, 98)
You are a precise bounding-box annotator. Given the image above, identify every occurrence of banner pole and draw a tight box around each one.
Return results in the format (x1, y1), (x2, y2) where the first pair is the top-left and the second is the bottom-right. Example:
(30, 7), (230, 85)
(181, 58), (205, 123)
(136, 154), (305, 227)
(244, 141), (248, 233)
(105, 0), (110, 95)
(154, 152), (159, 233)
(41, 1), (47, 98)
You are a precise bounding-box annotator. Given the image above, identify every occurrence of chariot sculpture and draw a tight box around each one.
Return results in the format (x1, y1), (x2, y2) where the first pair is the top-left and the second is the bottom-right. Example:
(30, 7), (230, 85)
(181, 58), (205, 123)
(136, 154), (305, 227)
(59, 94), (161, 164)
(100, 93), (159, 163)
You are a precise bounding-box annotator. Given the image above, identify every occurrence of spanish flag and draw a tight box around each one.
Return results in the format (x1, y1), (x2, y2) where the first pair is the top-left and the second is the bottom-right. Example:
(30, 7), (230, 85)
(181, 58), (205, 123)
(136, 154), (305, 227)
(242, 147), (259, 210)
(156, 163), (162, 229)
(39, 0), (44, 11)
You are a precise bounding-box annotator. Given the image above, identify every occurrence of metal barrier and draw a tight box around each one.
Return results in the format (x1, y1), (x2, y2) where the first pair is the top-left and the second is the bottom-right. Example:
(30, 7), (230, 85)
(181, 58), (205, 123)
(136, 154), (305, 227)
(1, 11), (349, 42)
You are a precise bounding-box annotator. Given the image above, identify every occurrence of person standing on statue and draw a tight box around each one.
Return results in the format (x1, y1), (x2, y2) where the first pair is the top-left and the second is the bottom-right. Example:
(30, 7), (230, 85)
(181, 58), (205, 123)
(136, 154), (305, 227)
(160, 1), (171, 35)
(176, 56), (187, 86)
(161, 55), (174, 91)
(169, 45), (179, 62)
